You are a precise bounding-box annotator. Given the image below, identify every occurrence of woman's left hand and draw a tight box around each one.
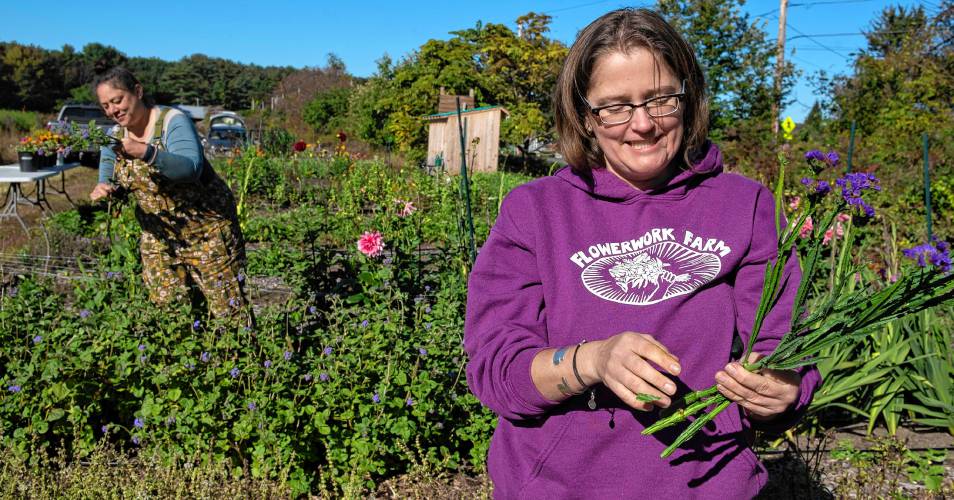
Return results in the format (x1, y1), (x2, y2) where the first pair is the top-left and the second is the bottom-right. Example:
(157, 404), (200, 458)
(714, 352), (800, 421)
(117, 137), (148, 159)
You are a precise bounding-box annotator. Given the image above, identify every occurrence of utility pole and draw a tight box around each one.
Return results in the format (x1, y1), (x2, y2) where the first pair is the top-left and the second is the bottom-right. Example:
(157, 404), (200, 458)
(772, 0), (789, 136)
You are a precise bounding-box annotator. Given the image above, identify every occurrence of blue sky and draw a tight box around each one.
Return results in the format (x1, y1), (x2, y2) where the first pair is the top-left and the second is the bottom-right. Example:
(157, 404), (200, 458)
(4, 0), (940, 121)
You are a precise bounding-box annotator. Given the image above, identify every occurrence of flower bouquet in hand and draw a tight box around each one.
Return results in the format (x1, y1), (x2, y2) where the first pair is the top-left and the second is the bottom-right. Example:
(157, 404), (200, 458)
(642, 149), (954, 458)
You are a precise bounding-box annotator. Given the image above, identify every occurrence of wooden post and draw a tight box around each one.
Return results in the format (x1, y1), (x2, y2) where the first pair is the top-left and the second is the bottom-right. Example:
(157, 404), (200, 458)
(771, 0), (789, 136)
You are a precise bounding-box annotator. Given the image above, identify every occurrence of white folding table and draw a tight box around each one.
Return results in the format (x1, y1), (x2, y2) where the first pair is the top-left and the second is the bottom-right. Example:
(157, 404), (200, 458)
(0, 162), (81, 233)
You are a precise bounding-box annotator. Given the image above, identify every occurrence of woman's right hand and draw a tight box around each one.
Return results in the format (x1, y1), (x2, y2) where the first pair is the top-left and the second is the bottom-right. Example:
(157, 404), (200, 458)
(580, 332), (682, 411)
(90, 182), (115, 202)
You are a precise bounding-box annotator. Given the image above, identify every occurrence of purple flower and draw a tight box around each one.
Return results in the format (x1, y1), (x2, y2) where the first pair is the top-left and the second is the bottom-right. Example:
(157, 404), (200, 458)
(134, 418), (144, 428)
(309, 305), (317, 314)
(166, 416), (176, 425)
(372, 393), (380, 404)
(101, 424), (108, 434)
(360, 320), (369, 328)
(903, 240), (951, 272)
(247, 402), (257, 411)
(230, 367), (240, 378)
(200, 352), (210, 363)
(826, 151), (840, 166)
(192, 320), (201, 330)
(319, 372), (329, 382)
(79, 309), (91, 319)
(383, 257), (393, 265)
(238, 273), (245, 283)
(139, 355), (147, 363)
(801, 177), (813, 186)
(263, 360), (272, 368)
(132, 436), (140, 445)
(425, 306), (431, 314)
(414, 296), (424, 304)
(424, 285), (431, 292)
(815, 180), (831, 195)
(418, 347), (427, 356)
(228, 297), (238, 307)
(138, 344), (146, 352)
(406, 397), (415, 406)
(185, 362), (195, 371)
(304, 373), (313, 382)
(425, 323), (432, 330)
(32, 335), (42, 344)
(284, 351), (293, 361)
(323, 346), (333, 356)
(7, 385), (21, 393)
(804, 150), (825, 162)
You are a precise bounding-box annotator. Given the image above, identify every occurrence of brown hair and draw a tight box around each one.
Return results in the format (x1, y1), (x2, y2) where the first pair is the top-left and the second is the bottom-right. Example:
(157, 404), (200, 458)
(553, 8), (709, 172)
(92, 67), (153, 106)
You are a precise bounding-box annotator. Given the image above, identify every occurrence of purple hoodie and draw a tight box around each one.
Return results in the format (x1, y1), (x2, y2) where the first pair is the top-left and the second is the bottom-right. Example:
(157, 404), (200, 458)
(464, 143), (821, 499)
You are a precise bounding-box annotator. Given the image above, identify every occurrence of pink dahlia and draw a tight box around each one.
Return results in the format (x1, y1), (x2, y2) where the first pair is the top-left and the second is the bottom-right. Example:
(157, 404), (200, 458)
(396, 199), (416, 217)
(357, 231), (385, 257)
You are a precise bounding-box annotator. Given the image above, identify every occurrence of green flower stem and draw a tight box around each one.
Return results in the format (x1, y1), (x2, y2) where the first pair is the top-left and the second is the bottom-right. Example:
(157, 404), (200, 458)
(642, 392), (720, 436)
(660, 398), (731, 458)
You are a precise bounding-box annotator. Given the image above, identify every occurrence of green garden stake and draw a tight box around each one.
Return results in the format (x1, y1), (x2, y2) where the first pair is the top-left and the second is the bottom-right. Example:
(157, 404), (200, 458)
(846, 120), (856, 173)
(923, 132), (932, 241)
(456, 97), (477, 265)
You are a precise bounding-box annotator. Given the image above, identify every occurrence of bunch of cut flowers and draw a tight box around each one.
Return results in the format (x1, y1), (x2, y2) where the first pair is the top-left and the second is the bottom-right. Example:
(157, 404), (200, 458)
(642, 149), (954, 458)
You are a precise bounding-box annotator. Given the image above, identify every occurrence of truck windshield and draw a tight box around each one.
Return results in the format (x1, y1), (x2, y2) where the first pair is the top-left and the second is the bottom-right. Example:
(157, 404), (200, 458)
(61, 107), (111, 125)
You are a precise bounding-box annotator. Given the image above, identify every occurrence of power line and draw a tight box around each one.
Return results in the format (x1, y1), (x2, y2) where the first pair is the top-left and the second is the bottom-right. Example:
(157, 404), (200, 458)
(755, 0), (876, 18)
(785, 23), (848, 58)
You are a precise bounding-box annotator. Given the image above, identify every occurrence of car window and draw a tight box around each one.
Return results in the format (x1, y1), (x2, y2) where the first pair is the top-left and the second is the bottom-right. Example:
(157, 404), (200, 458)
(61, 107), (110, 124)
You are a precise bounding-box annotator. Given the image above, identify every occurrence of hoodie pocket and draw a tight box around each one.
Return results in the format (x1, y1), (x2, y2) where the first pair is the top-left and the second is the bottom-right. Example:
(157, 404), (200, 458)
(712, 406), (765, 489)
(517, 410), (579, 494)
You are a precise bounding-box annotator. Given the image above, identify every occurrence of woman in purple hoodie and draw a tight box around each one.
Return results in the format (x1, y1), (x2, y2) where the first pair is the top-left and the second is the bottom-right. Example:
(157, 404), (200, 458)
(464, 8), (821, 499)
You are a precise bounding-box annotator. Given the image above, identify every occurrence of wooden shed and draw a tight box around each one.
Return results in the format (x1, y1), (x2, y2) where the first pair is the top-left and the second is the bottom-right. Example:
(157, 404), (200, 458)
(424, 105), (509, 174)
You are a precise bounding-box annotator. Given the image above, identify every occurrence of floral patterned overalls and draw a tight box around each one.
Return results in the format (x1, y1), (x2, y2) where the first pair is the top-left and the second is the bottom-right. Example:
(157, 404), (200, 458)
(113, 107), (249, 321)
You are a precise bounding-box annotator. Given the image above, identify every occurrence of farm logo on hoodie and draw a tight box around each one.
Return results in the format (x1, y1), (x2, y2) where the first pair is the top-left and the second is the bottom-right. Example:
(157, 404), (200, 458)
(569, 228), (730, 305)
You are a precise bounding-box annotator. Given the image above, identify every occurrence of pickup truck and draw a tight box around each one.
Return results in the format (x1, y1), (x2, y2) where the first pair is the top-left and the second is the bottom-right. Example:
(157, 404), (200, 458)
(47, 104), (114, 133)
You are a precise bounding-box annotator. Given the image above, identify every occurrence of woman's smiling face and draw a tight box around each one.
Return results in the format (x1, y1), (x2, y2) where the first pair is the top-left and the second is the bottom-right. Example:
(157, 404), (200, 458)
(96, 82), (145, 128)
(585, 48), (684, 191)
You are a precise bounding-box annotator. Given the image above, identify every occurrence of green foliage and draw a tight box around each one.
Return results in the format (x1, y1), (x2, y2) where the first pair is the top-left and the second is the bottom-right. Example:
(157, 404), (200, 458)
(260, 127), (295, 157)
(0, 109), (40, 133)
(303, 87), (352, 135)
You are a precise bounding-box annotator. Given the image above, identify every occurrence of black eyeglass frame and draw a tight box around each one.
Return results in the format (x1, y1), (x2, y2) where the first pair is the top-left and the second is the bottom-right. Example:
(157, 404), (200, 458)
(582, 80), (687, 125)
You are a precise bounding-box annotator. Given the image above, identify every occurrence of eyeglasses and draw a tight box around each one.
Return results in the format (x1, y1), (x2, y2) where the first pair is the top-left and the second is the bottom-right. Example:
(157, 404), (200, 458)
(583, 80), (686, 125)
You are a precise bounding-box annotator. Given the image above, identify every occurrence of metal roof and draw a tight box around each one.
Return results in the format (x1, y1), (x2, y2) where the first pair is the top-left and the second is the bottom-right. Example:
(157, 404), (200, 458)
(423, 105), (509, 120)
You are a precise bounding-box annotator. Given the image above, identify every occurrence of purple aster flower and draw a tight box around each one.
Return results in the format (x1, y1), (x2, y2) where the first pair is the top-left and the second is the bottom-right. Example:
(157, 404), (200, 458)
(826, 151), (840, 166)
(424, 285), (431, 292)
(192, 320), (201, 330)
(139, 355), (147, 362)
(101, 424), (108, 434)
(228, 297), (238, 307)
(383, 257), (393, 265)
(284, 351), (292, 361)
(323, 346), (333, 356)
(319, 372), (329, 382)
(247, 402), (256, 411)
(185, 362), (195, 371)
(237, 273), (245, 283)
(32, 335), (42, 344)
(815, 180), (831, 195)
(406, 397), (415, 406)
(360, 320), (369, 328)
(230, 367), (240, 378)
(424, 306), (431, 314)
(801, 177), (813, 186)
(425, 323), (432, 330)
(304, 373), (313, 382)
(79, 309), (91, 319)
(263, 360), (272, 368)
(132, 436), (140, 445)
(200, 352), (210, 363)
(804, 149), (825, 162)
(134, 418), (144, 428)
(418, 347), (427, 356)
(7, 385), (21, 393)
(309, 305), (317, 314)
(372, 393), (380, 404)
(138, 344), (146, 352)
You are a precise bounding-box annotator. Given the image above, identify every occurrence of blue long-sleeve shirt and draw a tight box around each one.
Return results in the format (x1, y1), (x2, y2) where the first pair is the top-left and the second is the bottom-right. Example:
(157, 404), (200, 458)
(98, 107), (204, 184)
